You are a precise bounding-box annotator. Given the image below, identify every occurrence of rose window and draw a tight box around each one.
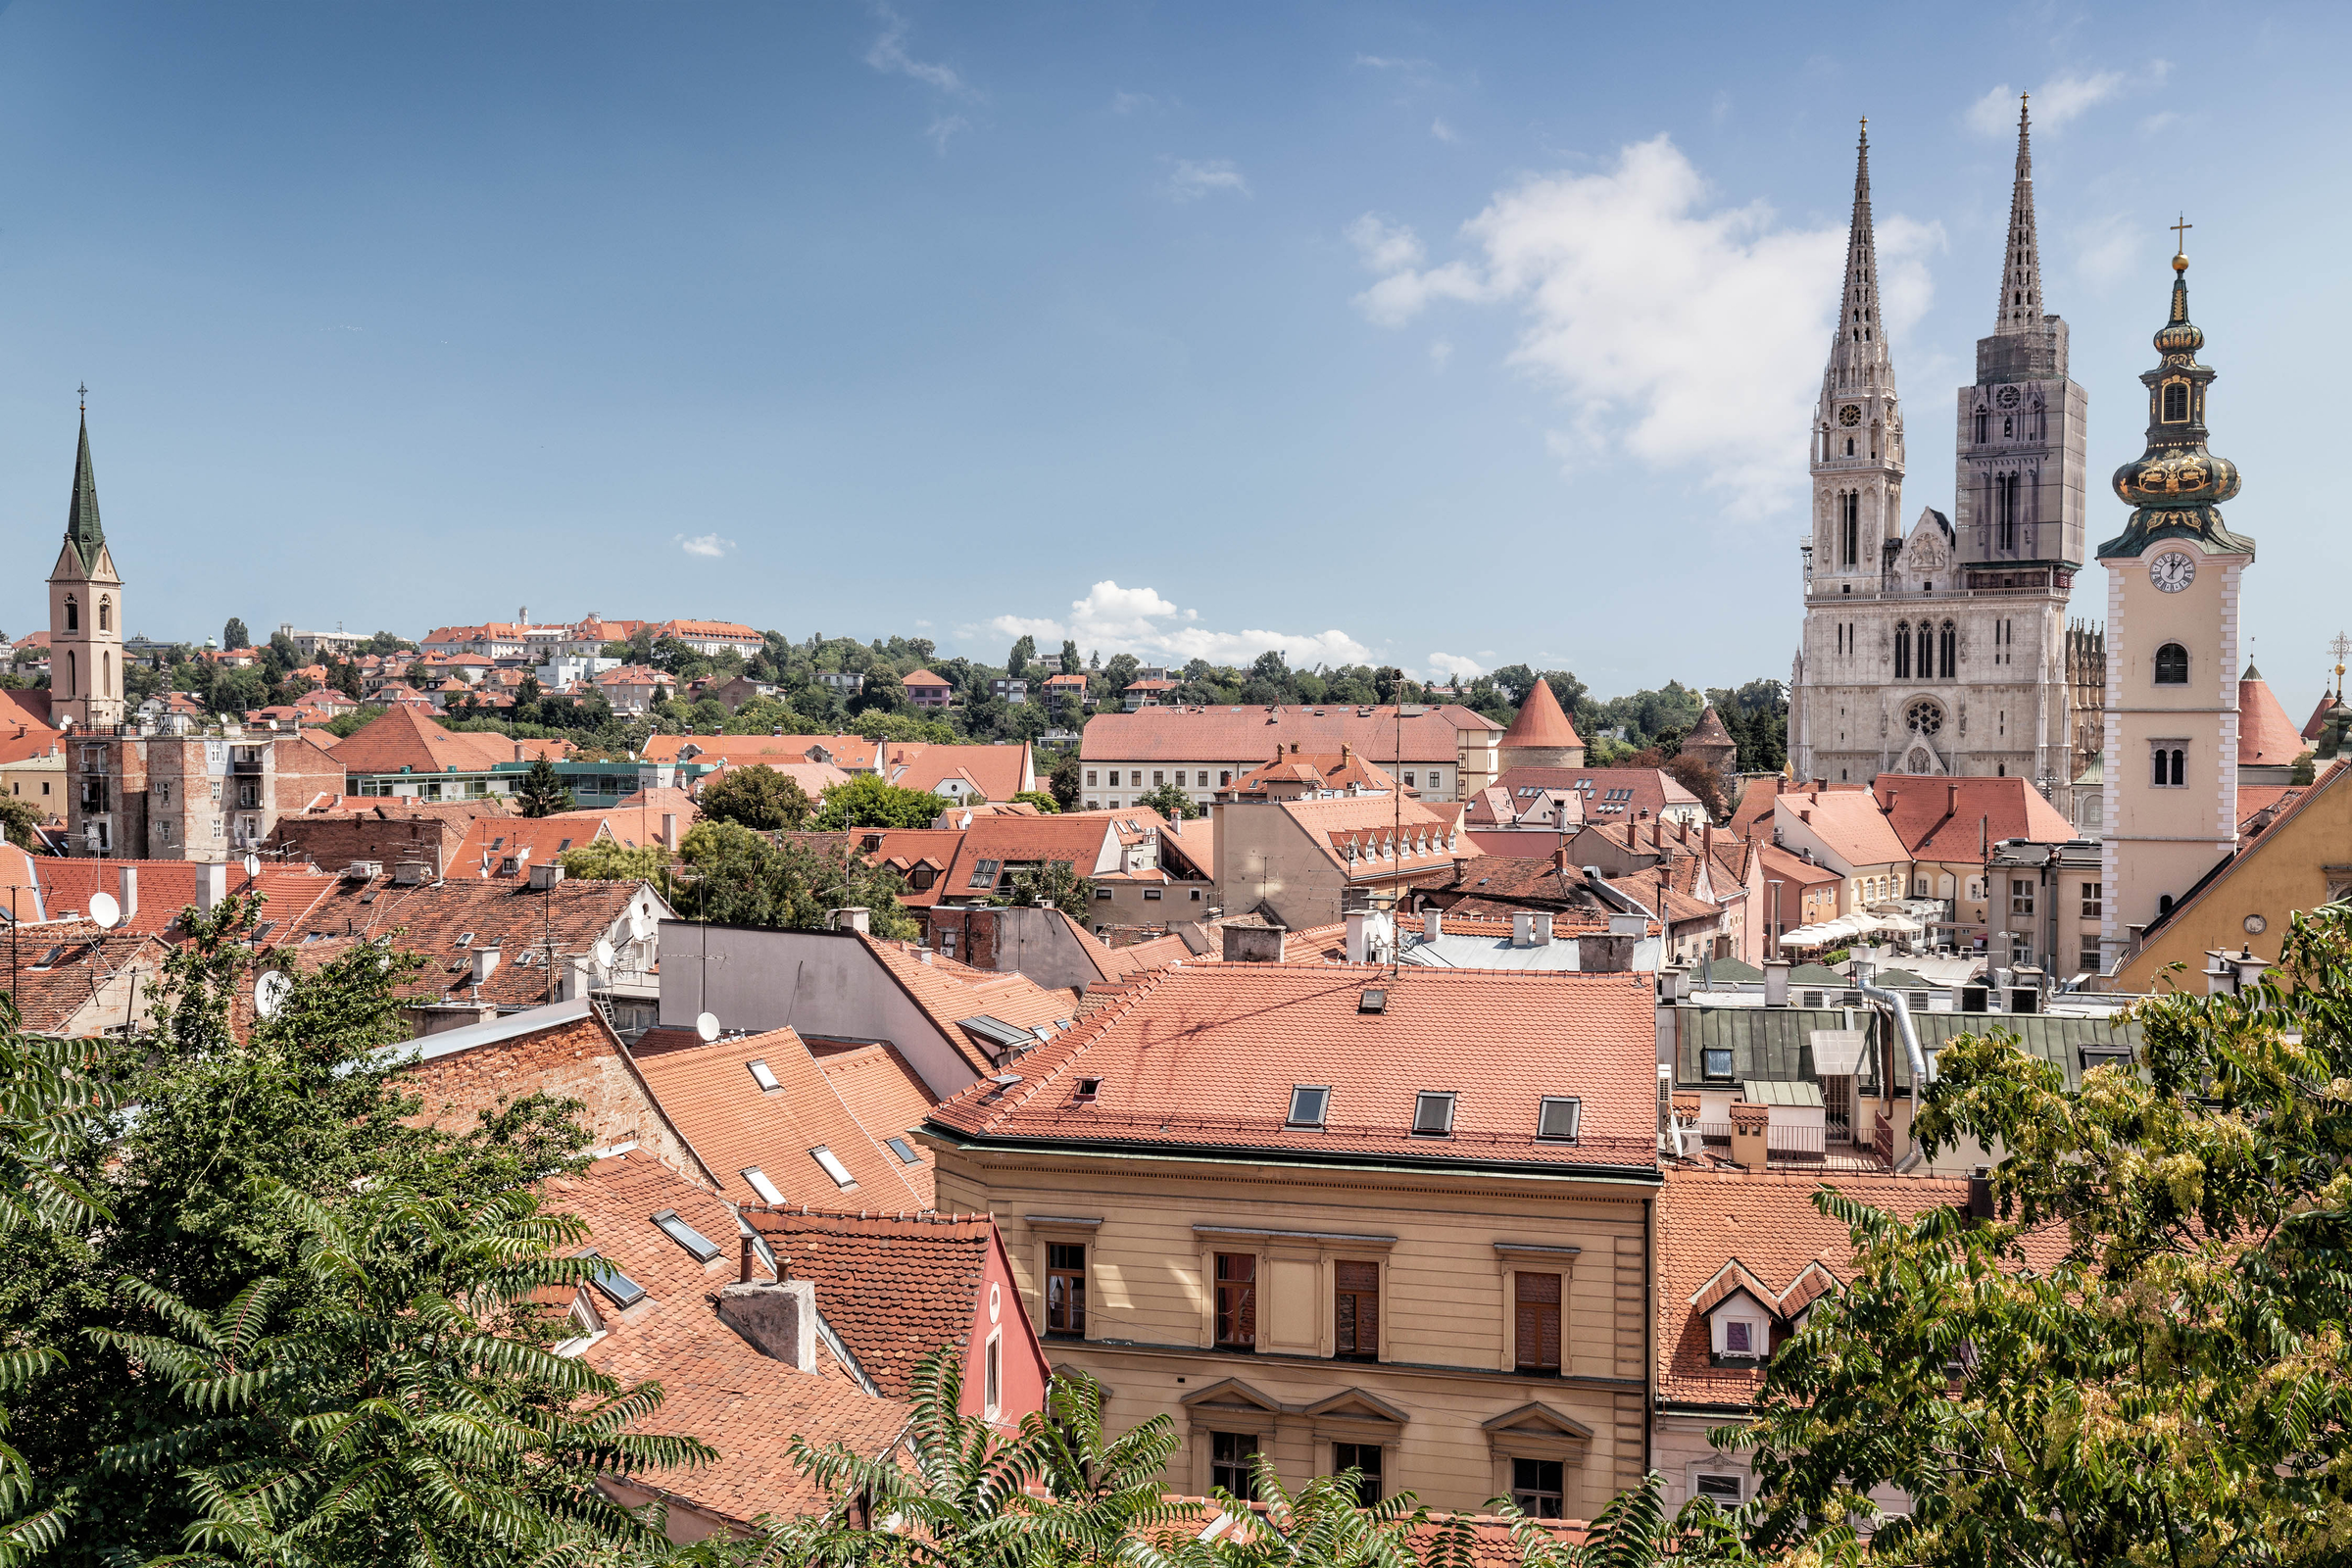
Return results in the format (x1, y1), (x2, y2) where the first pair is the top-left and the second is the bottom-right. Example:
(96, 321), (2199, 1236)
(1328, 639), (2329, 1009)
(1906, 701), (1943, 736)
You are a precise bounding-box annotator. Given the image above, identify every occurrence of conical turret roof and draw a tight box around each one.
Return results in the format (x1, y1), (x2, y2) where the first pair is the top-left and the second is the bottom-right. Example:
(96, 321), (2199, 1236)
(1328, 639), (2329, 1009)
(1501, 678), (1581, 749)
(1684, 705), (1736, 754)
(2237, 666), (2304, 765)
(60, 411), (104, 575)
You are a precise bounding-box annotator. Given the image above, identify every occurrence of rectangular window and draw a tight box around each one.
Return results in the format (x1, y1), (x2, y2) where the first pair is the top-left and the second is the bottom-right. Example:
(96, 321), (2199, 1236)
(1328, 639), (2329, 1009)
(1514, 1272), (1562, 1373)
(1211, 1432), (1258, 1499)
(2081, 942), (2104, 976)
(1196, 771), (1209, 786)
(1538, 1099), (1581, 1141)
(1334, 1261), (1380, 1359)
(1143, 889), (1162, 901)
(984, 1333), (1002, 1417)
(1702, 1048), (1735, 1081)
(1402, 771), (1416, 788)
(1086, 770), (1098, 786)
(1694, 1472), (1744, 1505)
(2082, 882), (2102, 919)
(1152, 770), (1164, 785)
(740, 1167), (784, 1204)
(1512, 1457), (1565, 1519)
(1046, 1243), (1087, 1337)
(1094, 887), (1111, 901)
(1723, 1319), (1752, 1354)
(2010, 878), (2035, 917)
(1411, 1091), (1455, 1136)
(809, 1147), (857, 1190)
(651, 1209), (721, 1262)
(1214, 1252), (1256, 1348)
(967, 858), (1003, 889)
(1333, 1442), (1383, 1505)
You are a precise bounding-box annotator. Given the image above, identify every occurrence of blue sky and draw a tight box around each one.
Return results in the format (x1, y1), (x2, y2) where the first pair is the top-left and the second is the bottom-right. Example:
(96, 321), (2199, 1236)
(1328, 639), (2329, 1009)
(0, 1), (2344, 709)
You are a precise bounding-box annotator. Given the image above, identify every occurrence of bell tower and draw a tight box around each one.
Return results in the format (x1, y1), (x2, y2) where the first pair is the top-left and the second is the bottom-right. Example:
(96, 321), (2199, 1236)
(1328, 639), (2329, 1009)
(46, 398), (125, 729)
(2097, 230), (2251, 972)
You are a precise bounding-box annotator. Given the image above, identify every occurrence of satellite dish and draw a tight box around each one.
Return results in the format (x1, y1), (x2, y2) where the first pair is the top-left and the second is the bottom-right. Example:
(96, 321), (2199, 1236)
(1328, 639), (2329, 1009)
(87, 892), (120, 930)
(695, 1011), (720, 1044)
(254, 970), (294, 1018)
(592, 936), (615, 969)
(243, 854), (262, 878)
(631, 909), (655, 942)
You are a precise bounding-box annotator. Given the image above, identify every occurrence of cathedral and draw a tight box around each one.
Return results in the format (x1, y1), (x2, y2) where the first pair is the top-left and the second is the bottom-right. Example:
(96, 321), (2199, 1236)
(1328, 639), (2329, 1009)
(1788, 104), (2103, 816)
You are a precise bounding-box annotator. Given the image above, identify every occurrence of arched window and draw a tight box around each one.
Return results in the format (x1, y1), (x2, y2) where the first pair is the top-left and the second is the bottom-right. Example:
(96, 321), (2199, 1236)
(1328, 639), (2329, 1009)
(2154, 643), (2189, 685)
(1840, 493), (1859, 566)
(1994, 473), (2022, 553)
(1894, 622), (1911, 679)
(1939, 620), (1957, 678)
(98, 598), (111, 632)
(102, 652), (111, 696)
(2163, 381), (2188, 422)
(1844, 437), (1854, 457)
(63, 596), (77, 632)
(2152, 745), (2185, 786)
(1974, 409), (1988, 443)
(65, 651), (75, 697)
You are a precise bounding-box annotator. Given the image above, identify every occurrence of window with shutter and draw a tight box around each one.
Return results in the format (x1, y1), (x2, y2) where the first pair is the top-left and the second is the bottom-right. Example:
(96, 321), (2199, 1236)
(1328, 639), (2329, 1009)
(1214, 1253), (1256, 1349)
(1334, 1261), (1380, 1360)
(1514, 1271), (1562, 1373)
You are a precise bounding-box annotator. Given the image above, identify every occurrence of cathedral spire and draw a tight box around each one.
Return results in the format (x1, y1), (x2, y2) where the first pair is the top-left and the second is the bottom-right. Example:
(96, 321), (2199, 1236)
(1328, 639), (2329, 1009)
(63, 406), (104, 572)
(1995, 94), (2044, 335)
(1825, 121), (1894, 394)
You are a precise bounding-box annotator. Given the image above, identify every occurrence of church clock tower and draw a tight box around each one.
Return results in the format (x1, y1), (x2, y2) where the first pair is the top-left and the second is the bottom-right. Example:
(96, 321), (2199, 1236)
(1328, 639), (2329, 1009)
(46, 403), (125, 729)
(2097, 235), (2250, 971)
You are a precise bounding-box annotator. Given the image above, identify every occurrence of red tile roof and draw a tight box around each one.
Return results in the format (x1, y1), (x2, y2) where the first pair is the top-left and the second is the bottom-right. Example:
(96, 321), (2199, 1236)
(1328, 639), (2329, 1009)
(902, 669), (950, 689)
(642, 733), (881, 770)
(813, 1042), (938, 1205)
(928, 962), (1658, 1172)
(2238, 666), (2306, 765)
(1868, 775), (2074, 858)
(543, 1153), (908, 1526)
(449, 812), (618, 878)
(326, 704), (573, 775)
(743, 1210), (991, 1396)
(1485, 767), (1702, 822)
(1776, 788), (1908, 866)
(6, 923), (170, 1033)
(939, 814), (1124, 894)
(1271, 794), (1468, 879)
(33, 860), (344, 940)
(883, 742), (1033, 804)
(859, 936), (1078, 1075)
(1082, 705), (1495, 766)
(630, 1025), (930, 1210)
(1500, 680), (1583, 749)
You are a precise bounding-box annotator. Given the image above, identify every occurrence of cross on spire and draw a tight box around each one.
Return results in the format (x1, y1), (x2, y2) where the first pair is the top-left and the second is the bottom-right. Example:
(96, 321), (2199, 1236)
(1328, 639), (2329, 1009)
(1823, 119), (1894, 395)
(2172, 214), (2193, 254)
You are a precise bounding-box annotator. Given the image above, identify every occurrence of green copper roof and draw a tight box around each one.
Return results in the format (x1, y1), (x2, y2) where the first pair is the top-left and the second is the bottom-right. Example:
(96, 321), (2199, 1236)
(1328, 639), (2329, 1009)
(63, 413), (102, 565)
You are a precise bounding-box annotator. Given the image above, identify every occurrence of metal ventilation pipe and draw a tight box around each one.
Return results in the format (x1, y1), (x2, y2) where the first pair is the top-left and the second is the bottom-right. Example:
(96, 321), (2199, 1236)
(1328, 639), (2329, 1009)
(1858, 976), (1930, 1172)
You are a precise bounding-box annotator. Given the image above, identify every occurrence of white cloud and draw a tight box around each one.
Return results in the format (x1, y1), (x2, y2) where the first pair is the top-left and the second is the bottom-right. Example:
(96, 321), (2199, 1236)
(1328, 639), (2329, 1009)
(1110, 89), (1157, 114)
(676, 533), (734, 559)
(1348, 134), (1941, 514)
(927, 115), (970, 154)
(1428, 338), (1452, 368)
(1424, 652), (1484, 682)
(2073, 213), (2141, 289)
(1169, 159), (1250, 201)
(1966, 72), (2123, 136)
(985, 580), (1372, 668)
(1430, 117), (1459, 143)
(1353, 54), (1434, 72)
(864, 3), (973, 98)
(1346, 213), (1424, 273)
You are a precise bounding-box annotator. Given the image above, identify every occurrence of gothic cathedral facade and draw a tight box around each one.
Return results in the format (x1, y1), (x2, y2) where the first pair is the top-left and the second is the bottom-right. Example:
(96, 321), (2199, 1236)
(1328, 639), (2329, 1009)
(1789, 106), (2093, 809)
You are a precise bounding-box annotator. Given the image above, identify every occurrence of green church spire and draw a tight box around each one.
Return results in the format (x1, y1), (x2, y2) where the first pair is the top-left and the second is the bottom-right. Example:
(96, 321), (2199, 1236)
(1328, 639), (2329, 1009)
(63, 399), (103, 570)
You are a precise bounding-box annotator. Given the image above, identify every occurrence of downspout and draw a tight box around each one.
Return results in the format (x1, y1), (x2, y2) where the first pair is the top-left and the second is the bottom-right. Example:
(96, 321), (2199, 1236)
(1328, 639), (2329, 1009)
(1858, 976), (1931, 1173)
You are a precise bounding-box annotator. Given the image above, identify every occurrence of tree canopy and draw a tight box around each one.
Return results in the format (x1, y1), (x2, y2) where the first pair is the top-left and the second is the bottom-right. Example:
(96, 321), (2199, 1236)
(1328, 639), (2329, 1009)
(699, 764), (816, 832)
(813, 776), (951, 831)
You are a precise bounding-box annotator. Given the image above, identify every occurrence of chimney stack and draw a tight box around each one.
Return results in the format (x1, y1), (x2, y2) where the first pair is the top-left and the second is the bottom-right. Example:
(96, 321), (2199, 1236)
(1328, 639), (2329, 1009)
(661, 812), (679, 850)
(716, 1278), (818, 1369)
(1512, 912), (1535, 948)
(1423, 907), (1443, 942)
(194, 861), (228, 913)
(119, 865), (138, 923)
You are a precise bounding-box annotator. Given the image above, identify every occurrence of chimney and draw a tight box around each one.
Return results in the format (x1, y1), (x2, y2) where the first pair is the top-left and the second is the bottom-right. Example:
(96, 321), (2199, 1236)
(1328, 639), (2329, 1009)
(1530, 912), (1552, 947)
(119, 866), (138, 923)
(1346, 909), (1372, 962)
(1423, 907), (1443, 942)
(194, 861), (228, 913)
(1763, 959), (1790, 1007)
(1512, 912), (1535, 948)
(661, 812), (678, 850)
(470, 947), (502, 986)
(1948, 782), (1959, 813)
(1700, 824), (1713, 865)
(716, 1277), (818, 1370)
(830, 906), (870, 934)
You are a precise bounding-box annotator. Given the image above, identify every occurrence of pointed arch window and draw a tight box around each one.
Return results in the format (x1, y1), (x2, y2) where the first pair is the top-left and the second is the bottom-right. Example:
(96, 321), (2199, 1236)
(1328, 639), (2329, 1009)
(64, 596), (77, 633)
(2154, 643), (2189, 686)
(1938, 620), (1957, 679)
(65, 651), (75, 698)
(102, 651), (110, 696)
(98, 597), (111, 632)
(1994, 473), (2022, 553)
(1840, 493), (1859, 567)
(1894, 622), (1911, 679)
(1975, 408), (1988, 444)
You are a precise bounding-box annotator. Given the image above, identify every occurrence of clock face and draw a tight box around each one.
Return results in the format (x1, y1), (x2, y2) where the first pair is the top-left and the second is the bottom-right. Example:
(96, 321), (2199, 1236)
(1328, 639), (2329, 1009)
(1996, 385), (2022, 409)
(1838, 405), (1861, 427)
(2149, 551), (2196, 593)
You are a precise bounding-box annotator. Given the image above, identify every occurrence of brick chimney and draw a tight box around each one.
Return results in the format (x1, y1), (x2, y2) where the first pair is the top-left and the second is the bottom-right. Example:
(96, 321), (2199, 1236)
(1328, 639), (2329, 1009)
(716, 1278), (818, 1369)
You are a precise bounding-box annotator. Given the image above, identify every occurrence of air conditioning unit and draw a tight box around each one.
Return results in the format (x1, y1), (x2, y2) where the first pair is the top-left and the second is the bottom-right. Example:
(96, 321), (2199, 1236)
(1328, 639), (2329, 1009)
(393, 860), (430, 886)
(344, 860), (383, 881)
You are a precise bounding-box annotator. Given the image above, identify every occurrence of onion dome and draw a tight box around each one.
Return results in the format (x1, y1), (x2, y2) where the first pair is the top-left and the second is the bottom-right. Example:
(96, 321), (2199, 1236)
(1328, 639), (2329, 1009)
(2097, 241), (2254, 561)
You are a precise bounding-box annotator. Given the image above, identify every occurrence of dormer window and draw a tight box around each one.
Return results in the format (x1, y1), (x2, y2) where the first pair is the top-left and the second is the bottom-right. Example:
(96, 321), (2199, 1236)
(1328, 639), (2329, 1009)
(1708, 1297), (1773, 1366)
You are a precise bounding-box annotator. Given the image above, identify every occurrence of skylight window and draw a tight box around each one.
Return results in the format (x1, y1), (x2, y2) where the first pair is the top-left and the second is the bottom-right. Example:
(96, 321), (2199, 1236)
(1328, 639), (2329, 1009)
(1538, 1098), (1583, 1142)
(1074, 1077), (1102, 1102)
(747, 1058), (782, 1092)
(741, 1167), (784, 1204)
(1412, 1092), (1456, 1136)
(1288, 1086), (1330, 1127)
(967, 858), (1003, 889)
(1359, 988), (1389, 1014)
(580, 1250), (647, 1308)
(1702, 1048), (1735, 1081)
(455, 932), (474, 948)
(885, 1137), (920, 1164)
(810, 1147), (858, 1189)
(651, 1208), (721, 1262)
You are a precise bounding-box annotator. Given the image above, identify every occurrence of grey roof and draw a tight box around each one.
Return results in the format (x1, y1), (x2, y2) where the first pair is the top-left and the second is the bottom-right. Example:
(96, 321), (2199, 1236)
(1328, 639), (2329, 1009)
(1397, 933), (1664, 971)
(1694, 957), (1764, 984)
(1680, 1005), (1865, 1090)
(1675, 1001), (2144, 1094)
(62, 413), (103, 569)
(1742, 1078), (1824, 1107)
(375, 995), (595, 1066)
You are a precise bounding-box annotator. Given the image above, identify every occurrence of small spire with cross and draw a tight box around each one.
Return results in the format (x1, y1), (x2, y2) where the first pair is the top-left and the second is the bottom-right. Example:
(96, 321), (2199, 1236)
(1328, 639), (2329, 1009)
(76, 382), (86, 413)
(2172, 214), (2192, 255)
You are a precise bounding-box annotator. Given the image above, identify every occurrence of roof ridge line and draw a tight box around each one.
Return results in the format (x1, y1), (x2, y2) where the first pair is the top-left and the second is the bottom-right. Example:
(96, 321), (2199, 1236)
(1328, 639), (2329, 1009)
(992, 965), (1175, 1122)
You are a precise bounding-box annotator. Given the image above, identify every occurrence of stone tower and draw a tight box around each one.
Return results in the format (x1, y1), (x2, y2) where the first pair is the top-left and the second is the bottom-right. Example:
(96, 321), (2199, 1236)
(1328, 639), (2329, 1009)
(46, 406), (125, 729)
(2097, 239), (2252, 972)
(1497, 677), (1585, 770)
(1789, 104), (2084, 805)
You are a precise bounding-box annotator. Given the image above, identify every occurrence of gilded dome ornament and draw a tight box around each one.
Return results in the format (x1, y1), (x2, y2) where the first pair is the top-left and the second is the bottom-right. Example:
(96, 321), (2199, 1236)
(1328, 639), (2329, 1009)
(2096, 225), (2255, 563)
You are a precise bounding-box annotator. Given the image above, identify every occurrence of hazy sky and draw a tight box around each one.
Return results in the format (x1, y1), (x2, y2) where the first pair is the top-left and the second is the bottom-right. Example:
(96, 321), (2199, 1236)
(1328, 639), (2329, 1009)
(1, 2), (2344, 709)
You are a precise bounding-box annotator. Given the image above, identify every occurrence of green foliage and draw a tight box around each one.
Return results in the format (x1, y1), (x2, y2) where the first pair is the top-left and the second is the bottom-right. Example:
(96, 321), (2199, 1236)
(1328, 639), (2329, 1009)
(700, 764), (815, 832)
(1743, 902), (2352, 1565)
(672, 820), (920, 939)
(0, 797), (42, 851)
(514, 755), (574, 817)
(853, 710), (958, 746)
(1008, 790), (1060, 814)
(813, 775), (951, 831)
(1048, 755), (1081, 811)
(1706, 681), (1788, 776)
(1059, 640), (1081, 676)
(559, 840), (675, 885)
(1499, 1474), (1760, 1567)
(1181, 1449), (1444, 1568)
(2291, 749), (2317, 785)
(1137, 781), (1201, 821)
(220, 617), (249, 651)
(1002, 860), (1094, 921)
(323, 705), (386, 739)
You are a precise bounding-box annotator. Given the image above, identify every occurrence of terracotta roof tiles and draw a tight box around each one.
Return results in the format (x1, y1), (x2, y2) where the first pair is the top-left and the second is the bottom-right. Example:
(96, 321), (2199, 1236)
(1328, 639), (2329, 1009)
(742, 1211), (991, 1396)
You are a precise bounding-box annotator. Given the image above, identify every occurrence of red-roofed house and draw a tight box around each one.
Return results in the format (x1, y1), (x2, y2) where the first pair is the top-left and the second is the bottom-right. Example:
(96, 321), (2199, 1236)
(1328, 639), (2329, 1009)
(1083, 704), (1503, 809)
(883, 740), (1034, 805)
(903, 669), (952, 710)
(1213, 793), (1473, 931)
(924, 961), (1658, 1515)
